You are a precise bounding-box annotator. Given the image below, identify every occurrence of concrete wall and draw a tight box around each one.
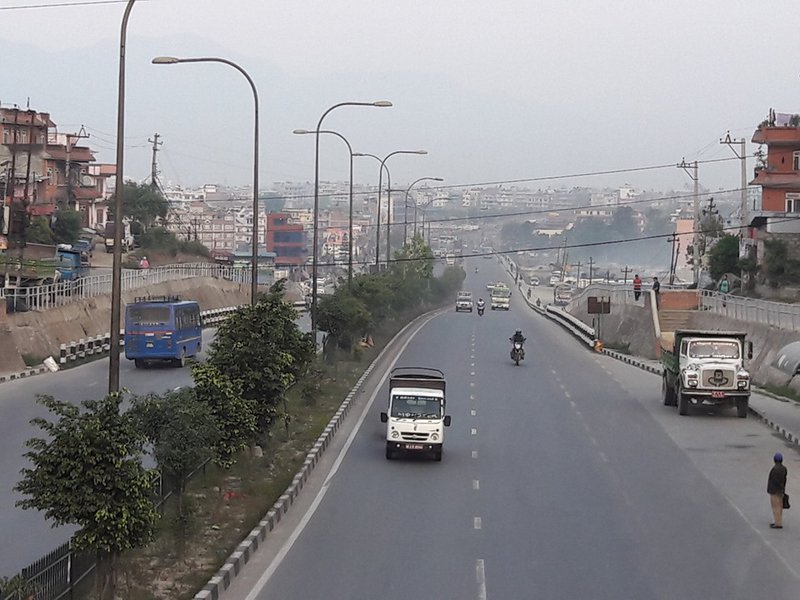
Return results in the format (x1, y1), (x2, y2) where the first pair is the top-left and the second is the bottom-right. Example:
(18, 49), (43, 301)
(3, 278), (252, 372)
(568, 296), (658, 359)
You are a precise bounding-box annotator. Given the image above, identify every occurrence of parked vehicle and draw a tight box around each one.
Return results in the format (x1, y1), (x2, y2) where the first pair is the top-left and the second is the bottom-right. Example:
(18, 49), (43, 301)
(103, 221), (134, 253)
(490, 284), (511, 310)
(456, 290), (473, 312)
(380, 367), (451, 461)
(124, 296), (202, 368)
(55, 244), (90, 283)
(661, 330), (753, 418)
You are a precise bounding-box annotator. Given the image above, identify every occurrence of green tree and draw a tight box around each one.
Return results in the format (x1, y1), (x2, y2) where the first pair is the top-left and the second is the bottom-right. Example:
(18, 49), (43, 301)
(707, 234), (740, 281)
(392, 234), (435, 279)
(51, 208), (83, 244)
(131, 388), (218, 549)
(316, 292), (372, 356)
(109, 182), (168, 230)
(609, 206), (637, 237)
(206, 285), (315, 434)
(763, 238), (800, 287)
(15, 393), (157, 600)
(24, 216), (54, 244)
(191, 363), (257, 468)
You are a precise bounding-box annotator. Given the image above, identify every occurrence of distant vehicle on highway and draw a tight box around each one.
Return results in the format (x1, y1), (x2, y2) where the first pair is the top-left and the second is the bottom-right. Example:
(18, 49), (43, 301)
(455, 290), (473, 312)
(529, 276), (540, 286)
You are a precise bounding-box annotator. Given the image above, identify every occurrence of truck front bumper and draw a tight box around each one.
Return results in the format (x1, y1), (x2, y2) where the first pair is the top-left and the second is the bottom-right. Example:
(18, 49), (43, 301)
(386, 441), (443, 453)
(684, 390), (750, 406)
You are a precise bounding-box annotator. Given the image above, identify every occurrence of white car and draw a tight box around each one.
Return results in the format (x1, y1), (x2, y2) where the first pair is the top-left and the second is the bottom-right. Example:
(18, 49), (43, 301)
(456, 292), (473, 312)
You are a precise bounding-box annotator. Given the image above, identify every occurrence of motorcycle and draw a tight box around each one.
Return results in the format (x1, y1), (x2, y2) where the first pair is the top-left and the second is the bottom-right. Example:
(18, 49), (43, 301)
(510, 341), (524, 366)
(477, 305), (485, 316)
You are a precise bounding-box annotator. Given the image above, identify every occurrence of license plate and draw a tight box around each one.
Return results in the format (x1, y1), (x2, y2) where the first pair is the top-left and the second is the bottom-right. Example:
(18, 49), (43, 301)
(405, 444), (424, 450)
(711, 391), (726, 399)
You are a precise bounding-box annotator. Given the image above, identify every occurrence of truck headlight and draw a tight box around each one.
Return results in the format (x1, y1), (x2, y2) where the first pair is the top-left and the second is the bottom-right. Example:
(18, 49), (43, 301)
(390, 430), (399, 439)
(684, 371), (699, 387)
(737, 372), (750, 389)
(431, 432), (439, 441)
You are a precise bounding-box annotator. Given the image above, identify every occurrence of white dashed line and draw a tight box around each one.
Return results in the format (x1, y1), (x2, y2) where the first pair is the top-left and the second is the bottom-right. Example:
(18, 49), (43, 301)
(471, 409), (477, 416)
(589, 435), (598, 447)
(569, 400), (576, 408)
(599, 451), (609, 463)
(471, 371), (476, 376)
(471, 428), (477, 435)
(470, 382), (475, 387)
(470, 394), (476, 400)
(564, 390), (571, 399)
(473, 479), (480, 490)
(474, 517), (482, 530)
(472, 450), (478, 459)
(476, 559), (487, 600)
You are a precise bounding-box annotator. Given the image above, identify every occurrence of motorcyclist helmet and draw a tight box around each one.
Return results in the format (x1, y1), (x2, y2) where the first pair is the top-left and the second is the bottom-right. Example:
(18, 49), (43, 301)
(515, 329), (522, 335)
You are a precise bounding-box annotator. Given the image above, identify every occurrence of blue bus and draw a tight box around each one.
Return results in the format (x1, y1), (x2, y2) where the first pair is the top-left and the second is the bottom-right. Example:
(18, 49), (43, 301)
(124, 296), (202, 368)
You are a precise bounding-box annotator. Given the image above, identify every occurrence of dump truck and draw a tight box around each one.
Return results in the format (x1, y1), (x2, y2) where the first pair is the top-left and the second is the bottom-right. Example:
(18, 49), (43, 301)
(661, 330), (753, 418)
(380, 367), (452, 461)
(490, 284), (511, 310)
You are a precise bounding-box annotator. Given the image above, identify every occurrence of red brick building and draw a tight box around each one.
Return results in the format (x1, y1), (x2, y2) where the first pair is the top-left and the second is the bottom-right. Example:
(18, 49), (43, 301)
(265, 212), (307, 267)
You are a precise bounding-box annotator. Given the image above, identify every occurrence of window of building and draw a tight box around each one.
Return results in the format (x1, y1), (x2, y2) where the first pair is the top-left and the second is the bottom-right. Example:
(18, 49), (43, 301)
(794, 151), (800, 171)
(786, 193), (800, 213)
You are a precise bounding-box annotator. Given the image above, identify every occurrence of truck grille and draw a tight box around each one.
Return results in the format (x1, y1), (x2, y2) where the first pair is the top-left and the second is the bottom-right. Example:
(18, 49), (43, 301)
(701, 368), (735, 389)
(401, 432), (429, 442)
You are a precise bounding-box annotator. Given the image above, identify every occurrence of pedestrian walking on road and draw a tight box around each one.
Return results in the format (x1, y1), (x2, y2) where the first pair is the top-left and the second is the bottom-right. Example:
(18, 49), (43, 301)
(768, 452), (788, 529)
(633, 274), (642, 301)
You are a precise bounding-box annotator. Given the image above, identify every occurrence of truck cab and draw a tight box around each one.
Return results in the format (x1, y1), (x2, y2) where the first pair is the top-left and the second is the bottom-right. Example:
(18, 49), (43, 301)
(661, 330), (753, 418)
(381, 367), (451, 461)
(490, 284), (511, 310)
(55, 245), (90, 282)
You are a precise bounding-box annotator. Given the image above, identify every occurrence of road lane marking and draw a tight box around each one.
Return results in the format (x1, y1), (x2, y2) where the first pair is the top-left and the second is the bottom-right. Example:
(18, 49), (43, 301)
(476, 559), (487, 600)
(569, 400), (576, 408)
(599, 451), (609, 463)
(471, 428), (477, 435)
(473, 479), (480, 490)
(471, 371), (475, 376)
(470, 382), (475, 387)
(564, 390), (571, 399)
(470, 394), (475, 400)
(474, 517), (482, 530)
(472, 450), (478, 459)
(242, 312), (437, 600)
(471, 409), (477, 416)
(589, 435), (598, 447)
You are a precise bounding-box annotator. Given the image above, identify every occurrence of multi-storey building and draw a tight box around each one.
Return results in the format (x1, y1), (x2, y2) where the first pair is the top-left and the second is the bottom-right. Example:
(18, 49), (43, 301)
(747, 109), (800, 265)
(266, 212), (307, 267)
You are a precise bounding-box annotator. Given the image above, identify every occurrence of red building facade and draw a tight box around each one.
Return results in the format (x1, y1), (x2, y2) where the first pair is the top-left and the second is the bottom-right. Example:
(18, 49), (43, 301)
(265, 212), (307, 266)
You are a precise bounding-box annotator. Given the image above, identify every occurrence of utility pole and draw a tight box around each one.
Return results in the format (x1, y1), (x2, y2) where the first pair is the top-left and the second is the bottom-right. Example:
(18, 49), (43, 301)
(148, 133), (163, 192)
(720, 131), (748, 234)
(64, 125), (90, 208)
(621, 265), (630, 285)
(588, 256), (594, 285)
(677, 158), (699, 284)
(668, 232), (678, 285)
(571, 261), (583, 286)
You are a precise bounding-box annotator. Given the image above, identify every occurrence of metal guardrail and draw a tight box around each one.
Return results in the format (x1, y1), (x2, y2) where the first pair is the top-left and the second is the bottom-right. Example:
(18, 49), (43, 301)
(1, 263), (251, 312)
(543, 305), (596, 347)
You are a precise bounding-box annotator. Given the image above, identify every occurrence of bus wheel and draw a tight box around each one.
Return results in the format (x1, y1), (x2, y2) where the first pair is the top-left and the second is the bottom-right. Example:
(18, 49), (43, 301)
(134, 359), (145, 369)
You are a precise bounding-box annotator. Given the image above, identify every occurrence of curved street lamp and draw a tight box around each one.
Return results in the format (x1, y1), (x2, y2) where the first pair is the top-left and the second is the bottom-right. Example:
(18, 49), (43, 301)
(152, 55), (260, 306)
(309, 101), (392, 340)
(354, 150), (427, 266)
(293, 128), (356, 288)
(403, 177), (443, 242)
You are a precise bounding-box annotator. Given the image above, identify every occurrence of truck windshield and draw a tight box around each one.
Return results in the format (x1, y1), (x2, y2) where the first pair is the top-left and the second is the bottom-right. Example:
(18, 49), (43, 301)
(492, 289), (510, 298)
(688, 341), (740, 359)
(391, 395), (442, 419)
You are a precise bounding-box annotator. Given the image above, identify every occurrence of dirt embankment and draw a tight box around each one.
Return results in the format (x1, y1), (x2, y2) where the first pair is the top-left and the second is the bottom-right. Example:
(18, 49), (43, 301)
(2, 278), (251, 373)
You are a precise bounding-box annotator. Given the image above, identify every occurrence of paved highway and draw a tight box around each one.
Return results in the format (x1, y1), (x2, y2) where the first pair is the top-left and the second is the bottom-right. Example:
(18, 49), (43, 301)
(228, 259), (800, 600)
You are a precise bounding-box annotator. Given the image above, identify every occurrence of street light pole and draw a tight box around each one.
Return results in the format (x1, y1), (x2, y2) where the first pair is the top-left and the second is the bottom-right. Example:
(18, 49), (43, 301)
(403, 177), (443, 242)
(293, 128), (356, 288)
(310, 101), (391, 340)
(355, 150), (427, 266)
(153, 56), (260, 304)
(109, 0), (138, 394)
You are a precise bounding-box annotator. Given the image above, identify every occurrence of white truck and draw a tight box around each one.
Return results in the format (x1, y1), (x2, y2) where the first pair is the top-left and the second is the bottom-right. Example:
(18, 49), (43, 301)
(490, 284), (511, 310)
(381, 367), (452, 461)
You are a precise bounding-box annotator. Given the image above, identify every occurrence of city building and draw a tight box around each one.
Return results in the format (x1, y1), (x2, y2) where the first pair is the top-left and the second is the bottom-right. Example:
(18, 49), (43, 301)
(266, 212), (307, 267)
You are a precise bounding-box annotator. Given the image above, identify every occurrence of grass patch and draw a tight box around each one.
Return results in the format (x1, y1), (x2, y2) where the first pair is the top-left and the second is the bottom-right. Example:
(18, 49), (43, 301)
(762, 384), (800, 404)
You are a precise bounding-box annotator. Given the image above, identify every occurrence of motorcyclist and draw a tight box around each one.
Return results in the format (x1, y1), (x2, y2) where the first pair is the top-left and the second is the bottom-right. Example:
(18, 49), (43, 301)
(477, 298), (486, 311)
(509, 329), (526, 360)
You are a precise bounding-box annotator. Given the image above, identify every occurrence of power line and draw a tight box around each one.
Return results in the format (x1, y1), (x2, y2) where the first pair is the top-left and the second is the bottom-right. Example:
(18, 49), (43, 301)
(0, 0), (148, 10)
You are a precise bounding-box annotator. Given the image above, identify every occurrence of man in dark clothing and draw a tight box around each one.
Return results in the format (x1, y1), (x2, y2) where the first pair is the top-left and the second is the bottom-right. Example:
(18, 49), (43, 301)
(652, 277), (661, 308)
(768, 452), (788, 529)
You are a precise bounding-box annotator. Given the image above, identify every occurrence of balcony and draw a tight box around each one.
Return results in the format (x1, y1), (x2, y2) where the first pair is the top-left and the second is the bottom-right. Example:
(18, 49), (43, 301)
(752, 126), (800, 146)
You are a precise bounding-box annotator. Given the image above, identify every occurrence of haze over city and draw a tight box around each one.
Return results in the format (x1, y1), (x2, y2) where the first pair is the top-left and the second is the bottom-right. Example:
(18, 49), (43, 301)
(1, 0), (797, 193)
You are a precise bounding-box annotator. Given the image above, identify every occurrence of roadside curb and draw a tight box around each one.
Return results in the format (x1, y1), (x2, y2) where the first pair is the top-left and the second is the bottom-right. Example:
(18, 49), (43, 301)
(193, 308), (444, 600)
(0, 365), (48, 383)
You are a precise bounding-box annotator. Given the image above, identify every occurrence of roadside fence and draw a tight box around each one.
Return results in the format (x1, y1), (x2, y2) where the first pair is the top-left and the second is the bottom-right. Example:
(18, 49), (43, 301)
(1, 263), (251, 313)
(699, 290), (800, 331)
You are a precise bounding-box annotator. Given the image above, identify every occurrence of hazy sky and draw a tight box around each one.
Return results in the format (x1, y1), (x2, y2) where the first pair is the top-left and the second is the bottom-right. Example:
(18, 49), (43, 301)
(1, 0), (798, 193)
